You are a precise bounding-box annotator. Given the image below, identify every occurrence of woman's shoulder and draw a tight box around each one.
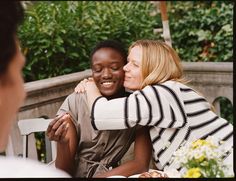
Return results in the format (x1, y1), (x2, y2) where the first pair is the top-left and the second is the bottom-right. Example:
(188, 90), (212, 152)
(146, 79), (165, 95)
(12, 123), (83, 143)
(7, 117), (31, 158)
(155, 80), (191, 90)
(141, 80), (181, 92)
(67, 92), (88, 105)
(160, 80), (184, 87)
(140, 80), (194, 97)
(68, 92), (86, 100)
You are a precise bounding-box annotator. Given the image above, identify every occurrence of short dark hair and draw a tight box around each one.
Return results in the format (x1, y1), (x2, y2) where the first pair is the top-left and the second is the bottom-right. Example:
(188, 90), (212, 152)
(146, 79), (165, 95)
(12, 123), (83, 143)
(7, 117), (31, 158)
(90, 40), (127, 64)
(0, 1), (24, 75)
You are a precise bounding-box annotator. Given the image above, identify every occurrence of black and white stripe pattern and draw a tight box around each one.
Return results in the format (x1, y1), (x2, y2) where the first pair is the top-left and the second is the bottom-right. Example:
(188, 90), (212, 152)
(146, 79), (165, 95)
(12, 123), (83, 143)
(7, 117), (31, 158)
(140, 90), (152, 125)
(150, 86), (163, 126)
(91, 80), (233, 172)
(124, 97), (130, 128)
(155, 84), (187, 128)
(134, 94), (141, 124)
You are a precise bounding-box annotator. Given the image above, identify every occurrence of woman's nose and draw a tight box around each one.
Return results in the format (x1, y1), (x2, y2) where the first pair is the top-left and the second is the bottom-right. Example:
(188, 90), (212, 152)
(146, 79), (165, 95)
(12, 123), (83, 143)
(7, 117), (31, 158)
(102, 68), (112, 78)
(123, 62), (130, 72)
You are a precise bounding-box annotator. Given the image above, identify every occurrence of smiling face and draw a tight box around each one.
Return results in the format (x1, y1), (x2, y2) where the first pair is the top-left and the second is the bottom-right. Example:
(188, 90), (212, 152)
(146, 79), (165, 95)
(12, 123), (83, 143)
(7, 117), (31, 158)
(123, 46), (143, 90)
(91, 47), (125, 97)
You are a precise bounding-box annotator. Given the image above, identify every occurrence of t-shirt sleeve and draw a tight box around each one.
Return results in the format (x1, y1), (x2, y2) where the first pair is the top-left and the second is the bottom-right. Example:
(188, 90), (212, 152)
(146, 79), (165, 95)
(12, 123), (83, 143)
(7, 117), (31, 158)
(56, 93), (80, 130)
(91, 85), (187, 130)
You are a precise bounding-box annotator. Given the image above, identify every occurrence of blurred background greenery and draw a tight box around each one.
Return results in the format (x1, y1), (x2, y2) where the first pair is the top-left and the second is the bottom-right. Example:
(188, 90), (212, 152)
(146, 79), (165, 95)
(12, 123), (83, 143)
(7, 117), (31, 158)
(19, 1), (233, 82)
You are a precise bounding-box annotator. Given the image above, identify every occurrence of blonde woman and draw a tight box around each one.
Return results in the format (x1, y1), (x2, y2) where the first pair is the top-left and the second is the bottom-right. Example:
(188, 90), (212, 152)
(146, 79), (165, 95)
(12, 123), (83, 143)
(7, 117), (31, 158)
(75, 40), (233, 176)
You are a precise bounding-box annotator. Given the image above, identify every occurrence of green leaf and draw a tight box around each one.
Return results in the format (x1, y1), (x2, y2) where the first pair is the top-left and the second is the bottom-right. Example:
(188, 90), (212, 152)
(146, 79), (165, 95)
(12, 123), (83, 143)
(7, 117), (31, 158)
(221, 24), (232, 32)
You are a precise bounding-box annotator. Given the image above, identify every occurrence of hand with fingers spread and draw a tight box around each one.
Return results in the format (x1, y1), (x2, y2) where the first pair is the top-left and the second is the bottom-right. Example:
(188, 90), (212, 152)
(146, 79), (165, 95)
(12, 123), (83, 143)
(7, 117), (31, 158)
(46, 113), (71, 144)
(74, 77), (97, 94)
(74, 78), (90, 93)
(74, 78), (100, 108)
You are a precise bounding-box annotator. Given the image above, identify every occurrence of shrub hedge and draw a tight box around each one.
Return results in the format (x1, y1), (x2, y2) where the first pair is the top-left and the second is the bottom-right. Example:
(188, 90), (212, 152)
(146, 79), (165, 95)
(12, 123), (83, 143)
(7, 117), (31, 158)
(18, 1), (233, 82)
(166, 1), (233, 62)
(19, 1), (158, 81)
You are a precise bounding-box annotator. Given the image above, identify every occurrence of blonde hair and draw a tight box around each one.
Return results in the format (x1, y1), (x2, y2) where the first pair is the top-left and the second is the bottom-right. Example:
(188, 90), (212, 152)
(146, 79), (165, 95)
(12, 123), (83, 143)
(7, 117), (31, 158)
(129, 40), (188, 88)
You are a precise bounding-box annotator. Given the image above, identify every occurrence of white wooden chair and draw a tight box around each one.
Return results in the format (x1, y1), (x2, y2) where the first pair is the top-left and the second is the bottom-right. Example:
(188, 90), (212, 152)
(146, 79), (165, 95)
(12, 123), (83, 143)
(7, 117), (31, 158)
(17, 118), (57, 164)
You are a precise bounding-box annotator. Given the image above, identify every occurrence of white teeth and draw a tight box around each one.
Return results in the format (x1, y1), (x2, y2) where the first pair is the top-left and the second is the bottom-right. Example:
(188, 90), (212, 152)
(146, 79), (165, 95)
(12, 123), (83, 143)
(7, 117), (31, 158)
(101, 81), (115, 87)
(102, 82), (113, 85)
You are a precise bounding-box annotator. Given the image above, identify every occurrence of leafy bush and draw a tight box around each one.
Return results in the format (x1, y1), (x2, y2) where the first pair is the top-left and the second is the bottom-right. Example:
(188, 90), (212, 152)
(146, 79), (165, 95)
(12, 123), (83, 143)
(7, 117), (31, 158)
(18, 2), (158, 82)
(19, 1), (233, 81)
(163, 1), (233, 62)
(219, 97), (233, 125)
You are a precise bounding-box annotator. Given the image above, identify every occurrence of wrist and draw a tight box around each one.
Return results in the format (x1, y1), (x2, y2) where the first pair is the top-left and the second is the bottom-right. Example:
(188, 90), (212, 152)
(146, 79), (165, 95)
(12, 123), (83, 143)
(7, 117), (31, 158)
(57, 139), (70, 145)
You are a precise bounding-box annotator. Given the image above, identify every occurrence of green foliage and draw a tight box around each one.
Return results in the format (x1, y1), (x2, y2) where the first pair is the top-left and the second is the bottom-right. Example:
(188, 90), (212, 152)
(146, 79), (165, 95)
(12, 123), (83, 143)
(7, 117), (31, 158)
(18, 2), (233, 81)
(35, 132), (46, 163)
(219, 97), (233, 125)
(18, 1), (158, 82)
(184, 159), (225, 178)
(158, 1), (233, 62)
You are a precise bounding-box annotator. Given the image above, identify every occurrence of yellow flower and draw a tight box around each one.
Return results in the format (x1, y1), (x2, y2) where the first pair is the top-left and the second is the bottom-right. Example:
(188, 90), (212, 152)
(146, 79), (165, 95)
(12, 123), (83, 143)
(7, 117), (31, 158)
(36, 140), (41, 150)
(191, 139), (207, 149)
(191, 139), (216, 149)
(184, 168), (202, 178)
(195, 155), (205, 162)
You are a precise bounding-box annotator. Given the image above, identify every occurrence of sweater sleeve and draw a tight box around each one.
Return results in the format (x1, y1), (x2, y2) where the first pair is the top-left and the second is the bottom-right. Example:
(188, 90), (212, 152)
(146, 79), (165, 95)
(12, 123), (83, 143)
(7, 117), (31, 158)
(91, 84), (187, 130)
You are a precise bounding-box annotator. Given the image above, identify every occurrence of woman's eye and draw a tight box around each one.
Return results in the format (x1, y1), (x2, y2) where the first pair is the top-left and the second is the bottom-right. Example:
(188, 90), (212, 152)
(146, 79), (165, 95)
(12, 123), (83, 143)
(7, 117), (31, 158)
(93, 67), (102, 72)
(128, 60), (139, 67)
(111, 67), (119, 71)
(132, 62), (139, 67)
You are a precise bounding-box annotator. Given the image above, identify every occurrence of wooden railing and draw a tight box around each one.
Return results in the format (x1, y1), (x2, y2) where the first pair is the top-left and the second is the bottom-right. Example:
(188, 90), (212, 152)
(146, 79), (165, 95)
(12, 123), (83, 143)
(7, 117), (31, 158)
(7, 62), (233, 163)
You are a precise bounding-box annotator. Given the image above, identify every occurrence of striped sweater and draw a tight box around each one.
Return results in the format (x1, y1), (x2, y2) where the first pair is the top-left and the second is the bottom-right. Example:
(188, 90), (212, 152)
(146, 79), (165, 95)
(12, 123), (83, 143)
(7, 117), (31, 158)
(91, 80), (233, 173)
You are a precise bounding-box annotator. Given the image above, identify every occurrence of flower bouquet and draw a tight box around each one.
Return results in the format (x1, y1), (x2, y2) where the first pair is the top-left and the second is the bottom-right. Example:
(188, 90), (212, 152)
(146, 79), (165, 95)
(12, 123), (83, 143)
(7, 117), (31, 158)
(171, 136), (232, 178)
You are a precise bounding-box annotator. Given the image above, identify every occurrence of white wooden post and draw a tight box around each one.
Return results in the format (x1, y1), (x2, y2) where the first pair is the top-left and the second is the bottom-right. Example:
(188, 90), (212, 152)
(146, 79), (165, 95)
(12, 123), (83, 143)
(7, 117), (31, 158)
(159, 1), (172, 47)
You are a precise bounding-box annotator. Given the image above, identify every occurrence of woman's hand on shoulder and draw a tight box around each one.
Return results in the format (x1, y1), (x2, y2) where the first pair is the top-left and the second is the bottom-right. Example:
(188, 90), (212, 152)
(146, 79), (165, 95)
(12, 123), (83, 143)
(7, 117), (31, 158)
(74, 78), (89, 93)
(74, 77), (99, 93)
